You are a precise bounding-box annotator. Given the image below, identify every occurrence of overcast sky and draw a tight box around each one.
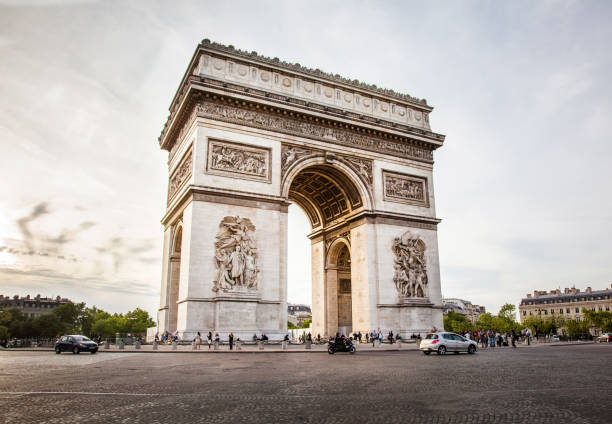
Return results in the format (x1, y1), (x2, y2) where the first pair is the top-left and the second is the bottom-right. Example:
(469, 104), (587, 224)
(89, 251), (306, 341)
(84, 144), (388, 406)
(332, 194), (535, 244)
(1, 0), (611, 318)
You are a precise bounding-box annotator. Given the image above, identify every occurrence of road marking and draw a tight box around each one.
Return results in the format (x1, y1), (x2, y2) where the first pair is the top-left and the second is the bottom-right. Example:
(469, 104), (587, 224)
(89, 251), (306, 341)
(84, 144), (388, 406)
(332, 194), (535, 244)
(0, 391), (163, 396)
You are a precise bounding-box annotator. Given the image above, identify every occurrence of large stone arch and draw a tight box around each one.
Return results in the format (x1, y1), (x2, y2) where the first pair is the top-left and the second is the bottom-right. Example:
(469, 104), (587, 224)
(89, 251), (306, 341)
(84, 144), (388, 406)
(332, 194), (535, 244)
(156, 39), (446, 341)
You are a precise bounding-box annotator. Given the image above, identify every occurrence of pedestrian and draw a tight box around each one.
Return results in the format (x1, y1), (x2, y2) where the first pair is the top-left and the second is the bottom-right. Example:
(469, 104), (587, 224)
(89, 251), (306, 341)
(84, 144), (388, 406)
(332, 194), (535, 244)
(358, 332), (362, 343)
(378, 330), (383, 347)
(371, 331), (376, 347)
(207, 331), (212, 349)
(366, 332), (370, 344)
(526, 328), (532, 345)
(228, 332), (234, 350)
(195, 332), (201, 350)
(511, 330), (517, 348)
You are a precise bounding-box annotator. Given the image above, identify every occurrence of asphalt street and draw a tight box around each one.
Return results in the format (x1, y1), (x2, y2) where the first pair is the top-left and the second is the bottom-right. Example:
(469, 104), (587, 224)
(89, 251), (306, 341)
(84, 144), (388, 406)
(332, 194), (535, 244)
(0, 344), (610, 423)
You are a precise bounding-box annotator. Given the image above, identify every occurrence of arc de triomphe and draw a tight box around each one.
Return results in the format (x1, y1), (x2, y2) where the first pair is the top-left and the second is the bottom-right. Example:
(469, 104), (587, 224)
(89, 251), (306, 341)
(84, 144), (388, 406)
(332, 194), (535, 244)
(156, 39), (446, 340)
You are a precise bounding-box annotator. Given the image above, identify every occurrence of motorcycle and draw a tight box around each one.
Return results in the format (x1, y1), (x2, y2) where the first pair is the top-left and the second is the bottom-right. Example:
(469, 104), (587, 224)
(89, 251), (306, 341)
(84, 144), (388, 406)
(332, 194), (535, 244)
(328, 337), (356, 354)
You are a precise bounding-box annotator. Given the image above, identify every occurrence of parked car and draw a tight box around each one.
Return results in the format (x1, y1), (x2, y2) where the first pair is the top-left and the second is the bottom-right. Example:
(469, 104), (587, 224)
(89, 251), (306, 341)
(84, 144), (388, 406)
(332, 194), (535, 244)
(552, 335), (560, 342)
(55, 335), (98, 354)
(419, 332), (478, 355)
(596, 333), (611, 343)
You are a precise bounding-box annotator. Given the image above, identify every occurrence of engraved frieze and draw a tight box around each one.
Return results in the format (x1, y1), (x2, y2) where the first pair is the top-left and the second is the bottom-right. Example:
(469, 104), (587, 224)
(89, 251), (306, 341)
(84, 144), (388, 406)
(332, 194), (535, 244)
(167, 148), (193, 202)
(207, 139), (271, 183)
(383, 170), (429, 207)
(194, 100), (433, 163)
(392, 231), (428, 298)
(213, 216), (259, 293)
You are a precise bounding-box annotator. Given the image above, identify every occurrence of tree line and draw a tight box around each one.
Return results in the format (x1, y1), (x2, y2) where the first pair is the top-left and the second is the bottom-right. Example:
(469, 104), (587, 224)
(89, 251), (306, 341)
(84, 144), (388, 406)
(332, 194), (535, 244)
(0, 302), (155, 340)
(444, 303), (612, 336)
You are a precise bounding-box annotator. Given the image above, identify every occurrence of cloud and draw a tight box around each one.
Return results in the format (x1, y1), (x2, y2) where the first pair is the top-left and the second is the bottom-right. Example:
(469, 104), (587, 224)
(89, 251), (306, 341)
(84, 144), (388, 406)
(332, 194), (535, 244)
(16, 202), (50, 249)
(0, 266), (156, 296)
(47, 220), (96, 245)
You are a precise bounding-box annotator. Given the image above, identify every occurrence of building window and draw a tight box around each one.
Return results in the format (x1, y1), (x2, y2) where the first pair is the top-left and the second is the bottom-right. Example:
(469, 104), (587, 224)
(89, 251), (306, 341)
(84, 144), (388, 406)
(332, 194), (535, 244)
(606, 306), (610, 312)
(551, 309), (554, 314)
(559, 309), (563, 314)
(592, 307), (596, 311)
(599, 306), (603, 311)
(529, 311), (533, 315)
(575, 308), (579, 313)
(523, 311), (526, 316)
(544, 310), (548, 315)
(566, 308), (570, 314)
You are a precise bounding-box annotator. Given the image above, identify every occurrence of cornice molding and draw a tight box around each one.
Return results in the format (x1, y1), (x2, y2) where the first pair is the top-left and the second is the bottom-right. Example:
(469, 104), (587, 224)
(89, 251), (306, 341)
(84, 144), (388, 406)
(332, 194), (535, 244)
(164, 92), (439, 165)
(160, 77), (445, 150)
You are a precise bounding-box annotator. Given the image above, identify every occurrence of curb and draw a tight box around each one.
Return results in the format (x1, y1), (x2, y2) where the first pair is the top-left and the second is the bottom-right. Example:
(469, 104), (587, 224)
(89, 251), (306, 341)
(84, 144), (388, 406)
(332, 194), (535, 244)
(1, 347), (418, 354)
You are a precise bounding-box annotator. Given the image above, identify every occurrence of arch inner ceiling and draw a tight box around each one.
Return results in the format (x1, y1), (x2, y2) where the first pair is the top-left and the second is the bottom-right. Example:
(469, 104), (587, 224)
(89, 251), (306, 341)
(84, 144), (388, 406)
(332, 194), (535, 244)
(288, 165), (363, 229)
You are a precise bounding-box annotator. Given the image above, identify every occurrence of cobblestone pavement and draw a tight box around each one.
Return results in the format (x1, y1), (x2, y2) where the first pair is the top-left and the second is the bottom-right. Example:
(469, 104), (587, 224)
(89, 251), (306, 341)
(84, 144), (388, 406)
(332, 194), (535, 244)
(1, 344), (610, 423)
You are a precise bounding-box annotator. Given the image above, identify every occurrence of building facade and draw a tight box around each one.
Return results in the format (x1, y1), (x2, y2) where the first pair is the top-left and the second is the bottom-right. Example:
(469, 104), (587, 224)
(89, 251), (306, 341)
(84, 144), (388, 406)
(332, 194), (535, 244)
(287, 303), (312, 327)
(0, 295), (71, 318)
(156, 39), (446, 341)
(519, 285), (612, 325)
(442, 298), (486, 324)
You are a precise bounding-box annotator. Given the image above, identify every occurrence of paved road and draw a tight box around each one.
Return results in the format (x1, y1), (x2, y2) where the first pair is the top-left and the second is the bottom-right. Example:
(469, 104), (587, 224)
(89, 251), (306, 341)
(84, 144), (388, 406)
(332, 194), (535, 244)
(1, 344), (610, 423)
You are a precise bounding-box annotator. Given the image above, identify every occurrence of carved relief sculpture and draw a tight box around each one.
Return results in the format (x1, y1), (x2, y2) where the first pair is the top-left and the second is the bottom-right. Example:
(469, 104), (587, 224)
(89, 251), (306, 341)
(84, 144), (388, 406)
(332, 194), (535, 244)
(383, 170), (429, 207)
(392, 231), (428, 298)
(281, 144), (313, 179)
(207, 139), (270, 182)
(167, 149), (193, 202)
(343, 156), (373, 186)
(213, 216), (259, 293)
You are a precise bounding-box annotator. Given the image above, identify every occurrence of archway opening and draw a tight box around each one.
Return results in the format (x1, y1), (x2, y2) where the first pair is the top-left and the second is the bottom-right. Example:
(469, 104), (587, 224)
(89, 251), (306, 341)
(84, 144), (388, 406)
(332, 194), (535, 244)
(285, 163), (365, 337)
(168, 226), (182, 332)
(287, 203), (312, 325)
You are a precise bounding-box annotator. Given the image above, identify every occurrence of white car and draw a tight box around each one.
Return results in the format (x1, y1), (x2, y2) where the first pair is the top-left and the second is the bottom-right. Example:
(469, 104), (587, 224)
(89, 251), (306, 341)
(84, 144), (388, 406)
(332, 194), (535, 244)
(419, 332), (478, 355)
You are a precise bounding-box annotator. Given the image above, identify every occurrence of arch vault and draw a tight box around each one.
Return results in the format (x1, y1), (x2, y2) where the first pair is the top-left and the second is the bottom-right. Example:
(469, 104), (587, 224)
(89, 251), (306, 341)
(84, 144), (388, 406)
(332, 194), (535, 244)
(156, 39), (446, 340)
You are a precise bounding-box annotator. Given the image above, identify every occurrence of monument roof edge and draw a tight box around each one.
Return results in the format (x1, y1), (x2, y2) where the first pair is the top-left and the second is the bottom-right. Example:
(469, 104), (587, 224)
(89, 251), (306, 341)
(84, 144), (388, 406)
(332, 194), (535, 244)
(197, 38), (432, 110)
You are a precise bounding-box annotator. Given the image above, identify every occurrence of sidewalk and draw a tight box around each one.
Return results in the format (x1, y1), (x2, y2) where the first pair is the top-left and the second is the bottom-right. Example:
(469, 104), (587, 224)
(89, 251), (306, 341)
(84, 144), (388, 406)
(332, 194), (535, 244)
(3, 341), (421, 354)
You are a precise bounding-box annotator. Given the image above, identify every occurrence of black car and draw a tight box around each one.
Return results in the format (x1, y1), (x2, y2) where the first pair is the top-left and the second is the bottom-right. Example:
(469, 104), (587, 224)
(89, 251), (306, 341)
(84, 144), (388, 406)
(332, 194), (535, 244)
(55, 335), (98, 354)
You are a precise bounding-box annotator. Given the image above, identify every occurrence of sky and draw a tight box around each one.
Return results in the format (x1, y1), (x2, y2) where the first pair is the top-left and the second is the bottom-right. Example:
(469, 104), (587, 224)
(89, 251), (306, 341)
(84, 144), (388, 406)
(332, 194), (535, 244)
(0, 0), (611, 319)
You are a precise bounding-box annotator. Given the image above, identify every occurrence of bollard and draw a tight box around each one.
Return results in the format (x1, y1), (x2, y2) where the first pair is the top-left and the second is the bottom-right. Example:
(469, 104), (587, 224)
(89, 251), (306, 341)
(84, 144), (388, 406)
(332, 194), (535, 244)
(214, 341), (219, 350)
(104, 340), (110, 349)
(397, 340), (402, 349)
(282, 341), (287, 350)
(135, 341), (141, 350)
(305, 340), (312, 350)
(258, 340), (264, 350)
(416, 339), (421, 348)
(152, 340), (158, 350)
(119, 341), (125, 350)
(172, 341), (177, 350)
(236, 340), (241, 350)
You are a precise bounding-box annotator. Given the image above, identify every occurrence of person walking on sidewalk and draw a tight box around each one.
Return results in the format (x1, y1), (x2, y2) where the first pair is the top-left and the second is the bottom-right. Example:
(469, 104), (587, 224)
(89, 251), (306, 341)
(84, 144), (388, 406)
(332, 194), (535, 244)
(228, 332), (234, 350)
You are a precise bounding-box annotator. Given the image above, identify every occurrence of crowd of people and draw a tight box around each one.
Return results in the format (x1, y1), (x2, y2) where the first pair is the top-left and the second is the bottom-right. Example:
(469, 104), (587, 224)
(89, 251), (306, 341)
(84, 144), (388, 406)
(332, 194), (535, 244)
(459, 328), (533, 348)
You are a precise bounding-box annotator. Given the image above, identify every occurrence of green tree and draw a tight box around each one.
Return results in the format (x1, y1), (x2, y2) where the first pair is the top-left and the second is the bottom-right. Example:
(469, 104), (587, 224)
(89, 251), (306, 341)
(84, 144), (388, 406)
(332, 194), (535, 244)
(444, 311), (472, 333)
(125, 308), (155, 334)
(31, 313), (66, 338)
(583, 310), (612, 333)
(0, 325), (10, 340)
(300, 318), (312, 329)
(475, 312), (497, 331)
(52, 302), (87, 332)
(287, 321), (297, 329)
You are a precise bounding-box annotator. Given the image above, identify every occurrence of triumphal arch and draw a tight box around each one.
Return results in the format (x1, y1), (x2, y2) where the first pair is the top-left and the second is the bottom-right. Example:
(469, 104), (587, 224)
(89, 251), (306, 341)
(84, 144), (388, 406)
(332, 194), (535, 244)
(156, 39), (446, 340)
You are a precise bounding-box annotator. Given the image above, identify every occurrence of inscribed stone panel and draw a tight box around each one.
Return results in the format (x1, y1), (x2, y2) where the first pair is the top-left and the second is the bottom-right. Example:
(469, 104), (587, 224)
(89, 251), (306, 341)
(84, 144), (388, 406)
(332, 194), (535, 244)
(206, 139), (271, 183)
(382, 170), (429, 207)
